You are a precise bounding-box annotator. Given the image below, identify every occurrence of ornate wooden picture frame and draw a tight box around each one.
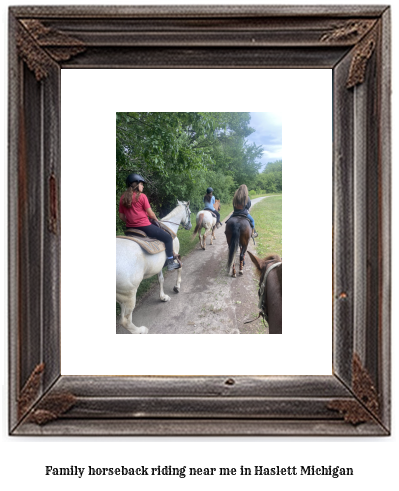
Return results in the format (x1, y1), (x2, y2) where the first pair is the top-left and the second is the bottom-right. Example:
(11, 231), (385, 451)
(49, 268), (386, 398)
(8, 5), (391, 435)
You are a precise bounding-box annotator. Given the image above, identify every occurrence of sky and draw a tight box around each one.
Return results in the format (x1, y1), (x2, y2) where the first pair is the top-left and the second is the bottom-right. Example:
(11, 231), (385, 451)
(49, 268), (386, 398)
(246, 112), (282, 171)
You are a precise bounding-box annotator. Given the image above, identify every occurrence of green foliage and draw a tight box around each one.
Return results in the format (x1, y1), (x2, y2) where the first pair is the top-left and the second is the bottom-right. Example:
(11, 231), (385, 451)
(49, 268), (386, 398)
(116, 112), (264, 223)
(263, 160), (282, 173)
(254, 160), (282, 194)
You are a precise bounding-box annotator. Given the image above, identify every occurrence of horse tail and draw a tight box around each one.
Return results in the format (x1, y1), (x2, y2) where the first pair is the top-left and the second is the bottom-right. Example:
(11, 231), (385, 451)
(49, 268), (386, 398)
(192, 213), (204, 238)
(227, 220), (240, 271)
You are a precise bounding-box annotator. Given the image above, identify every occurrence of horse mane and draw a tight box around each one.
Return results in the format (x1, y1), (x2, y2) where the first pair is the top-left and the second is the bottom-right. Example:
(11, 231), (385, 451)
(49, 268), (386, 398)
(264, 254), (281, 263)
(251, 253), (282, 279)
(162, 204), (183, 222)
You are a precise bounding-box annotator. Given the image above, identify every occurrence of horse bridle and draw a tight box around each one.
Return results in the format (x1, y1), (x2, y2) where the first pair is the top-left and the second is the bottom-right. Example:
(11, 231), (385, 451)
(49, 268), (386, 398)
(245, 260), (282, 325)
(258, 261), (282, 321)
(181, 203), (192, 230)
(161, 203), (192, 231)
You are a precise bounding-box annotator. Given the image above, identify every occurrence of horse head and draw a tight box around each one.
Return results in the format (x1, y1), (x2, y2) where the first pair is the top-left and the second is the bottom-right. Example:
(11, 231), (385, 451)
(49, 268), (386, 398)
(248, 251), (282, 334)
(176, 200), (192, 230)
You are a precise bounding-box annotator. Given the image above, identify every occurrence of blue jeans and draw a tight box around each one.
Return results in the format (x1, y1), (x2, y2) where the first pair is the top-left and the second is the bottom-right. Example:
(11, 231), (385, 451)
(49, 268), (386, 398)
(247, 214), (255, 228)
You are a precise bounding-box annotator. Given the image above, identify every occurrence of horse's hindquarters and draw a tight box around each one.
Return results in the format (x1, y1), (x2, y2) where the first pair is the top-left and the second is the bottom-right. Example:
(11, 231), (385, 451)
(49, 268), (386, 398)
(116, 239), (166, 283)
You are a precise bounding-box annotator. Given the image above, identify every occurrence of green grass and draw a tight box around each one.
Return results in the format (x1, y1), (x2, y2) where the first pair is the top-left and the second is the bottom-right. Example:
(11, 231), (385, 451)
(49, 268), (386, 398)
(251, 195), (282, 258)
(250, 192), (280, 200)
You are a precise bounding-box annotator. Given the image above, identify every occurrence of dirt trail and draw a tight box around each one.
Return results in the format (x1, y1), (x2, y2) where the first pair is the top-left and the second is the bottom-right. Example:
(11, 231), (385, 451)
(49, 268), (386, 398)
(116, 197), (269, 334)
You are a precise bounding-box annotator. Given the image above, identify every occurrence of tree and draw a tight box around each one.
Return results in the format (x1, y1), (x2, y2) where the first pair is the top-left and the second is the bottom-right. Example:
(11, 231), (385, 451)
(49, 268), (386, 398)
(255, 160), (282, 193)
(116, 112), (266, 228)
(263, 160), (282, 173)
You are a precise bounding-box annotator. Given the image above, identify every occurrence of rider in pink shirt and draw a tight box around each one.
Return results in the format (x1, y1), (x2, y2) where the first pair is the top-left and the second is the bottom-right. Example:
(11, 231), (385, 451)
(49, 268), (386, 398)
(119, 173), (180, 271)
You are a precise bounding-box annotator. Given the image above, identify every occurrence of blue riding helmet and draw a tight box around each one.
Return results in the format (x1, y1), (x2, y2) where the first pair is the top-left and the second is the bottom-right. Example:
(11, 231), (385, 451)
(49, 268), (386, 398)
(206, 187), (213, 194)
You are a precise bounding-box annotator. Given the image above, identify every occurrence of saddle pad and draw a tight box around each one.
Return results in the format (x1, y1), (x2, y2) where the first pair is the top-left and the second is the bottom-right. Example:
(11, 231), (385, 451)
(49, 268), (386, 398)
(117, 235), (166, 254)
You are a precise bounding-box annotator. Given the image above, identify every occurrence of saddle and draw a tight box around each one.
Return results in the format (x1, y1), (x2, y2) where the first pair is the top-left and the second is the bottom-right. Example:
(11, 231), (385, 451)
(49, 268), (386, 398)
(202, 209), (218, 218)
(225, 212), (251, 225)
(116, 222), (177, 255)
(150, 221), (177, 240)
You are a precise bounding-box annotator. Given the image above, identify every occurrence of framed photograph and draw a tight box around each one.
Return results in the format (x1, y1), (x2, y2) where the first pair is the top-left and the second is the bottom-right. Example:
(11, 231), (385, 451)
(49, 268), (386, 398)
(8, 5), (390, 435)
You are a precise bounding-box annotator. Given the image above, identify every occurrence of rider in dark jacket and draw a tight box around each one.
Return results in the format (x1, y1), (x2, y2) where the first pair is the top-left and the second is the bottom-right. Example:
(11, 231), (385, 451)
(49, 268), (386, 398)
(232, 184), (258, 238)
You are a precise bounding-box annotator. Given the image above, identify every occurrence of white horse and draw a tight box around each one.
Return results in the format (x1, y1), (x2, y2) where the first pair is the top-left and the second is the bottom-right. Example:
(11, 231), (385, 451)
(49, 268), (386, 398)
(192, 200), (221, 250)
(116, 200), (192, 334)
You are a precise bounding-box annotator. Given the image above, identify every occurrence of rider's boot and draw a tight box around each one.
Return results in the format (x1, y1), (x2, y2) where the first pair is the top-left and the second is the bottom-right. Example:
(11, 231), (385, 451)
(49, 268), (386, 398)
(252, 228), (258, 238)
(164, 258), (181, 271)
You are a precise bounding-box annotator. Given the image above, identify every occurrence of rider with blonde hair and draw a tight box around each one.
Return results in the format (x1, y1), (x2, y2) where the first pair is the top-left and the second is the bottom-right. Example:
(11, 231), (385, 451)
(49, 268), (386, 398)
(232, 184), (258, 238)
(119, 173), (181, 271)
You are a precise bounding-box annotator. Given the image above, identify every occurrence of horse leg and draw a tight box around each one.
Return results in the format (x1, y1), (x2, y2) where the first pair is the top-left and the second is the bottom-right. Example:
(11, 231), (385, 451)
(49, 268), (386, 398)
(210, 225), (216, 245)
(202, 229), (209, 250)
(117, 290), (148, 334)
(158, 270), (171, 302)
(239, 244), (248, 275)
(173, 266), (182, 293)
(239, 246), (244, 275)
(199, 231), (205, 249)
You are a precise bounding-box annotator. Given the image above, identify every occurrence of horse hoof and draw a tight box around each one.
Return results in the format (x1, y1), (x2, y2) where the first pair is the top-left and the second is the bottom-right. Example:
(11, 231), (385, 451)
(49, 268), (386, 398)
(173, 286), (180, 293)
(161, 295), (171, 302)
(239, 270), (243, 275)
(126, 326), (148, 334)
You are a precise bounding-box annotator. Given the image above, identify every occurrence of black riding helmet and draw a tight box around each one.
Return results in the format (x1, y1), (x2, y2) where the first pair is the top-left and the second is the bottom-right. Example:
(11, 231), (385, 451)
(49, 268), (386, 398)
(126, 173), (145, 187)
(206, 187), (213, 194)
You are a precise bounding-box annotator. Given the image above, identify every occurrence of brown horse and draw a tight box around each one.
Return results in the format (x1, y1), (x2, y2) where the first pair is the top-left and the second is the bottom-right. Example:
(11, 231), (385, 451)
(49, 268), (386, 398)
(225, 216), (252, 277)
(248, 251), (282, 334)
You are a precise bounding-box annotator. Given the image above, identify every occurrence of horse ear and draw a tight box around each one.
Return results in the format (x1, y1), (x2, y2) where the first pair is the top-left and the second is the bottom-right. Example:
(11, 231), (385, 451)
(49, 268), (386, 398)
(187, 201), (190, 206)
(247, 251), (265, 272)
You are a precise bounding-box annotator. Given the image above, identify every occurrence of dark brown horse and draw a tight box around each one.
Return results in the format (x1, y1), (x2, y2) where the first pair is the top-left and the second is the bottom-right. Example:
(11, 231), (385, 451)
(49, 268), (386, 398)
(225, 216), (252, 277)
(248, 251), (282, 334)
